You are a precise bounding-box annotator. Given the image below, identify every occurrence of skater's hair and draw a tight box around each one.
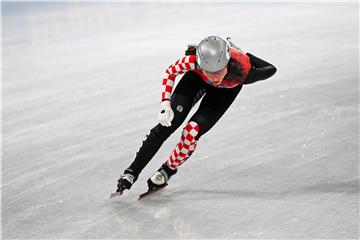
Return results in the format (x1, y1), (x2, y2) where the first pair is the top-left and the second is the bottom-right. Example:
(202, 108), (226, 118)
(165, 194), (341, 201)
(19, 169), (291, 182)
(185, 44), (197, 55)
(223, 57), (246, 84)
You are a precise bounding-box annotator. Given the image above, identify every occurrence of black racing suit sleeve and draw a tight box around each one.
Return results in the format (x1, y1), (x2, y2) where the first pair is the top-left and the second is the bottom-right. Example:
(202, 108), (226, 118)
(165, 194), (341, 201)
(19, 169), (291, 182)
(243, 53), (277, 85)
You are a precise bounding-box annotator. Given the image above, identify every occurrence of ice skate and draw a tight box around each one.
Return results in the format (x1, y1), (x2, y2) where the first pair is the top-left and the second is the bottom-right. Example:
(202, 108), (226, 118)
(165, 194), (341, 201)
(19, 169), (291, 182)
(110, 169), (138, 198)
(138, 163), (177, 200)
(147, 163), (177, 190)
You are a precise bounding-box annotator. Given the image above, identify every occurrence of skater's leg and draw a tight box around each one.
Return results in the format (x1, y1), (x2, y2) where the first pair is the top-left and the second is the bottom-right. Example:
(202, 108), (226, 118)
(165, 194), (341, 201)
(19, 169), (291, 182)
(148, 85), (242, 187)
(167, 85), (242, 169)
(127, 93), (193, 175)
(166, 121), (200, 170)
(128, 71), (207, 174)
(117, 71), (207, 190)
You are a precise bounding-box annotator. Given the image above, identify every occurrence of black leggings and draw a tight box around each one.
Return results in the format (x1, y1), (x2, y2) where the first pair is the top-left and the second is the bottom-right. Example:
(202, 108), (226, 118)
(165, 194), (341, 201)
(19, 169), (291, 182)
(128, 71), (242, 174)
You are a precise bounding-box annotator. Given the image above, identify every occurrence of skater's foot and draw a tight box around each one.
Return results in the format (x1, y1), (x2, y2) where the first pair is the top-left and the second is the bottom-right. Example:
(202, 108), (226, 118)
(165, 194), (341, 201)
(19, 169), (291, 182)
(117, 168), (139, 191)
(147, 163), (177, 189)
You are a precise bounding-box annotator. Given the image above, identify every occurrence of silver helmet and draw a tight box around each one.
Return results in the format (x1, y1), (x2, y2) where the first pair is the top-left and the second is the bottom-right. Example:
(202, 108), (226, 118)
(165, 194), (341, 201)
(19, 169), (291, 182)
(196, 36), (230, 72)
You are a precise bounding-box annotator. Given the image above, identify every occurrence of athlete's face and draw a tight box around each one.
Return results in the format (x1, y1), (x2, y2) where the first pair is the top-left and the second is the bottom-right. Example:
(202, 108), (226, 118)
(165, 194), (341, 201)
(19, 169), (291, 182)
(202, 66), (228, 85)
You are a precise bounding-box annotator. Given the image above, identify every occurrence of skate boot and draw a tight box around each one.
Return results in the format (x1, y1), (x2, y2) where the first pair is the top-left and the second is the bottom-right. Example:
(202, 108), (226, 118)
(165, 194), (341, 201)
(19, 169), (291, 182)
(147, 163), (177, 190)
(117, 168), (139, 192)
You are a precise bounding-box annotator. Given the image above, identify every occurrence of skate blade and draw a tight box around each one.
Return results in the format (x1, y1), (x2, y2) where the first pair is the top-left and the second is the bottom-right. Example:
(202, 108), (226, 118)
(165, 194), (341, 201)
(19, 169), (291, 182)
(109, 191), (123, 199)
(138, 183), (168, 200)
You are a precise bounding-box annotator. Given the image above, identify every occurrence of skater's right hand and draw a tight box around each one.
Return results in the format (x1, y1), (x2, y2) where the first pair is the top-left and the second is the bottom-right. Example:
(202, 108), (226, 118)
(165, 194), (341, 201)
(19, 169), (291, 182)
(158, 100), (174, 127)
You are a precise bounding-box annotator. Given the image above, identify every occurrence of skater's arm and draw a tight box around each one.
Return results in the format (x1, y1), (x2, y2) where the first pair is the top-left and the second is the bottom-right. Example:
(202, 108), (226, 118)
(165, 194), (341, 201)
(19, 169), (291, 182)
(243, 53), (277, 85)
(161, 55), (196, 101)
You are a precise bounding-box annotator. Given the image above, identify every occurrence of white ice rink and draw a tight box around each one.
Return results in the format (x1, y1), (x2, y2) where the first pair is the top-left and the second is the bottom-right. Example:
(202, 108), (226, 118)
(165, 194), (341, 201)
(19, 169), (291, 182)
(1, 2), (359, 239)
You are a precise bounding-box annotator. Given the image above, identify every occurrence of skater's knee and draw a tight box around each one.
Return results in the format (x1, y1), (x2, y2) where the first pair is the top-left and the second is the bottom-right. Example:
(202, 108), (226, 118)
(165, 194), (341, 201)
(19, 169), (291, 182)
(182, 121), (200, 143)
(189, 108), (221, 140)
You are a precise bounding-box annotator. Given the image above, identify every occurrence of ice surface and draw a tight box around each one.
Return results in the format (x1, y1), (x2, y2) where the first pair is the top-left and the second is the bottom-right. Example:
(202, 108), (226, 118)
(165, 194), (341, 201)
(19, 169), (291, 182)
(1, 2), (359, 239)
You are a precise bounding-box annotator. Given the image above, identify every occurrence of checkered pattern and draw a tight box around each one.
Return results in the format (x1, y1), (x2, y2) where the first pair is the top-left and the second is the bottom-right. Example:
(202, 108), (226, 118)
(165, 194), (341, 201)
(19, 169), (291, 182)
(167, 121), (200, 170)
(161, 55), (196, 101)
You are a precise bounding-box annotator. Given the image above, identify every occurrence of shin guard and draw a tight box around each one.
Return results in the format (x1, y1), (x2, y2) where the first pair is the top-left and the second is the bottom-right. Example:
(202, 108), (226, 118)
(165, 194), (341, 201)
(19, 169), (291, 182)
(167, 121), (200, 170)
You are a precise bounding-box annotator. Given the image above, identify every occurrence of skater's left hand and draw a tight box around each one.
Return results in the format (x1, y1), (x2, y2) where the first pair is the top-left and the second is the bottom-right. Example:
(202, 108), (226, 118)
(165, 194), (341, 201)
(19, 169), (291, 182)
(158, 100), (174, 127)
